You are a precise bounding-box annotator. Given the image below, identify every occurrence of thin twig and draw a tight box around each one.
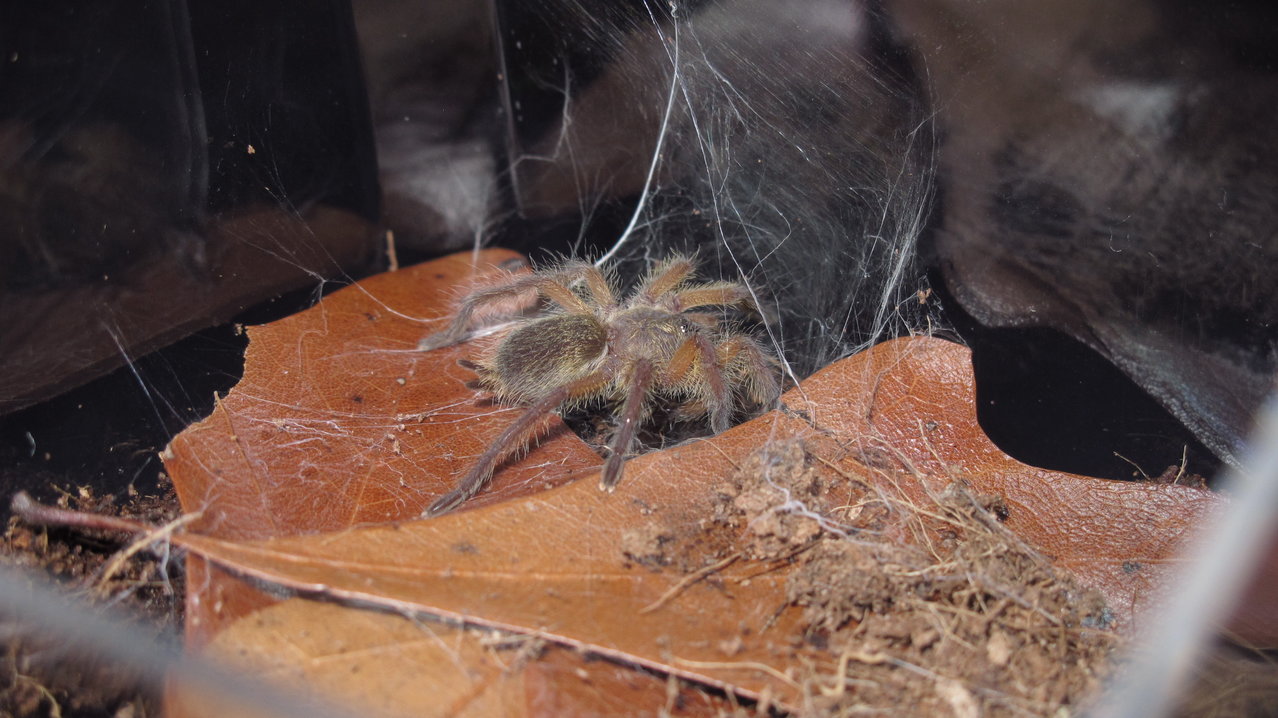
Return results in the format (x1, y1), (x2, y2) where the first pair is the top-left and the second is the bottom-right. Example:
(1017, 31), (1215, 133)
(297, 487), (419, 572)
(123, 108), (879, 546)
(10, 492), (150, 535)
(671, 657), (800, 690)
(385, 229), (399, 272)
(1113, 451), (1150, 480)
(95, 510), (204, 595)
(639, 552), (741, 615)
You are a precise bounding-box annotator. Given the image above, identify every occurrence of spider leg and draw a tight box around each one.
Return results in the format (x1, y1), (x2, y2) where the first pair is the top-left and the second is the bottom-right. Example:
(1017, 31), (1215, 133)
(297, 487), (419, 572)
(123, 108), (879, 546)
(636, 254), (696, 301)
(663, 334), (699, 385)
(661, 330), (734, 432)
(601, 359), (655, 492)
(668, 333), (734, 433)
(661, 339), (707, 422)
(720, 335), (781, 406)
(671, 282), (761, 315)
(696, 333), (735, 433)
(559, 260), (617, 306)
(426, 370), (610, 516)
(681, 312), (721, 331)
(420, 271), (595, 350)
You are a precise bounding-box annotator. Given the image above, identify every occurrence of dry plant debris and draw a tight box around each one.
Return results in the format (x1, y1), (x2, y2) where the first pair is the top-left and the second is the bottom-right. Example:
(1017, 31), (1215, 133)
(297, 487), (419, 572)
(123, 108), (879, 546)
(721, 442), (1114, 716)
(153, 250), (1225, 717)
(0, 483), (182, 718)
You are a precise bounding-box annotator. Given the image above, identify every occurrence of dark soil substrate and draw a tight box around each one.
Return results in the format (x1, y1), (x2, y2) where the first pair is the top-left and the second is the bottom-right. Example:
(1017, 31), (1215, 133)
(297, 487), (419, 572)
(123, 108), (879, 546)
(0, 480), (183, 718)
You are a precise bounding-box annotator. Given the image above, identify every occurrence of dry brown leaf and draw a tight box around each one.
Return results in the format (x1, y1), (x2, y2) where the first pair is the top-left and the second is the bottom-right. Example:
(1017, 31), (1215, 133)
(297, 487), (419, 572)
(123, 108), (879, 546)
(164, 249), (603, 641)
(164, 249), (727, 716)
(169, 598), (723, 718)
(165, 248), (599, 542)
(163, 250), (1225, 715)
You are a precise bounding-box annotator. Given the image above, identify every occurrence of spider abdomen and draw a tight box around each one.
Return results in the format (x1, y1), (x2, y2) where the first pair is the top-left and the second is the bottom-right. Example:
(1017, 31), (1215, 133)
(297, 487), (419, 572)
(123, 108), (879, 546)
(485, 313), (608, 401)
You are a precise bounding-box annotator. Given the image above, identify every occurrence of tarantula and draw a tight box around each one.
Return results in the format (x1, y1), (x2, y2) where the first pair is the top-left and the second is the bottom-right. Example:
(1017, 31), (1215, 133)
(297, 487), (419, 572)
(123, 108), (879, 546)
(419, 255), (781, 516)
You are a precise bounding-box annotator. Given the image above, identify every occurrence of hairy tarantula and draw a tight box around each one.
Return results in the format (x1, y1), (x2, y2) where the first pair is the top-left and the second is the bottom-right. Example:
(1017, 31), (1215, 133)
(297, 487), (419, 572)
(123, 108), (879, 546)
(419, 255), (781, 516)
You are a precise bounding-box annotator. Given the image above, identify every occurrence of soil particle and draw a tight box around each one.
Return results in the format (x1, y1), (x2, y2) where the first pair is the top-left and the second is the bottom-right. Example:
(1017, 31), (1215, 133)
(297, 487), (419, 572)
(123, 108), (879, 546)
(0, 480), (183, 718)
(787, 541), (905, 633)
(621, 523), (678, 568)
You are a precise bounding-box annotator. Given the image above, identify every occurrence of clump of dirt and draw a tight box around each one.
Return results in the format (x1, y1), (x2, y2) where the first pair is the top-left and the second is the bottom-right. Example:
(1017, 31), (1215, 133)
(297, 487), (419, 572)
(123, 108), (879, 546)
(1150, 463), (1209, 489)
(620, 439), (841, 583)
(619, 504), (741, 575)
(719, 440), (1118, 717)
(620, 522), (678, 569)
(0, 480), (183, 718)
(714, 439), (831, 560)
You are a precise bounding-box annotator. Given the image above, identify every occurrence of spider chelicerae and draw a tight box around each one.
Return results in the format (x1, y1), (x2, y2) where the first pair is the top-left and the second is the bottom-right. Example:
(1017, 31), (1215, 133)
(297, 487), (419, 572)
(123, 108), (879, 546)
(419, 255), (781, 516)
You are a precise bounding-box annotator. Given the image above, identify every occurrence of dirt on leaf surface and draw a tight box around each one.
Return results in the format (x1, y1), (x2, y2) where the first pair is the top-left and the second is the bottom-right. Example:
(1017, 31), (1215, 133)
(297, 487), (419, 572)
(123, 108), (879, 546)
(618, 437), (1115, 715)
(720, 441), (1113, 716)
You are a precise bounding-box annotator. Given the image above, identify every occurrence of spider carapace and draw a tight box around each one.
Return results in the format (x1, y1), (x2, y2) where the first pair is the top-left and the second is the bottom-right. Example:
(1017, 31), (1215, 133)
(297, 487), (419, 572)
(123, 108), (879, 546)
(419, 255), (781, 515)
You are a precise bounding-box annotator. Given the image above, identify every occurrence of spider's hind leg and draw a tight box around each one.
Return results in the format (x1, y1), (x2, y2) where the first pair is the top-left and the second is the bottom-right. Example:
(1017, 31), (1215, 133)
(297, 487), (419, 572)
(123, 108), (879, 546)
(558, 259), (617, 307)
(721, 335), (782, 407)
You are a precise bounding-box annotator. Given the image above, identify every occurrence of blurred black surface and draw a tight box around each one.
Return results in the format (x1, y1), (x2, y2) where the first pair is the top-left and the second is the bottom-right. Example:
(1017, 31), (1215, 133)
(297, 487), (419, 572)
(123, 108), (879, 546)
(187, 0), (379, 216)
(0, 0), (380, 508)
(0, 0), (381, 416)
(896, 0), (1278, 469)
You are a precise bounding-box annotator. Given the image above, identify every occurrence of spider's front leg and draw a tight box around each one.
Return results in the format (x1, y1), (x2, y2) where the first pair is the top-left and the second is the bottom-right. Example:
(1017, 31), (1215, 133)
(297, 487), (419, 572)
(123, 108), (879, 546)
(419, 263), (611, 350)
(425, 370), (610, 516)
(601, 359), (656, 491)
(670, 281), (762, 316)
